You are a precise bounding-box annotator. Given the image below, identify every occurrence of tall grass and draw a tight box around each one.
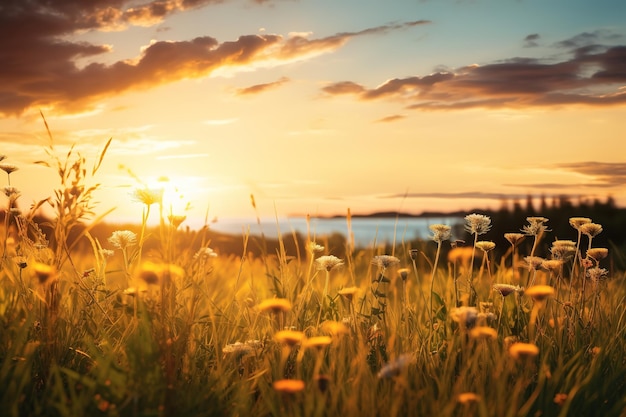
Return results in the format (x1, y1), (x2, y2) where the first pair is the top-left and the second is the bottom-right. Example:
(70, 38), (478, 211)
(0, 121), (625, 417)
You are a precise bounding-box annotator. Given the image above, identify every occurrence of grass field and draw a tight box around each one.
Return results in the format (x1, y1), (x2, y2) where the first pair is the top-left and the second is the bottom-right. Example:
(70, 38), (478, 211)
(1, 129), (625, 417)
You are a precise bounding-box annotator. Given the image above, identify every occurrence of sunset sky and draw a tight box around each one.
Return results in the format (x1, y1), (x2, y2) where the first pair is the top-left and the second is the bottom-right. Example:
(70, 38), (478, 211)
(1, 0), (625, 228)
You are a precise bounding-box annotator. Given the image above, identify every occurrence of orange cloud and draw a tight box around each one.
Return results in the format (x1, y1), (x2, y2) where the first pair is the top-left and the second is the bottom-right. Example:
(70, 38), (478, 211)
(0, 1), (429, 116)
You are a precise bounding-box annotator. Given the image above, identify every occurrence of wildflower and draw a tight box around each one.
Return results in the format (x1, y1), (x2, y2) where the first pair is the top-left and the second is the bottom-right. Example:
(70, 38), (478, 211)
(0, 163), (18, 175)
(523, 256), (545, 271)
(508, 342), (539, 360)
(504, 232), (525, 246)
(550, 240), (577, 260)
(586, 248), (608, 261)
(464, 213), (491, 235)
(137, 261), (161, 285)
(429, 224), (452, 243)
(450, 306), (478, 329)
(371, 255), (400, 269)
(457, 392), (480, 404)
(273, 379), (305, 394)
(303, 336), (332, 350)
(469, 326), (497, 340)
(492, 283), (522, 297)
(315, 255), (344, 272)
(542, 259), (563, 273)
(337, 286), (359, 302)
(131, 187), (163, 206)
(108, 230), (137, 251)
(13, 256), (28, 269)
(3, 186), (20, 198)
(274, 330), (305, 347)
(168, 214), (186, 228)
(194, 247), (218, 260)
(307, 241), (325, 253)
(321, 320), (350, 336)
(524, 285), (555, 301)
(32, 262), (57, 285)
(475, 241), (495, 253)
(586, 267), (608, 283)
(377, 354), (413, 379)
(257, 298), (292, 314)
(569, 217), (592, 230)
(579, 223), (603, 238)
(522, 217), (550, 236)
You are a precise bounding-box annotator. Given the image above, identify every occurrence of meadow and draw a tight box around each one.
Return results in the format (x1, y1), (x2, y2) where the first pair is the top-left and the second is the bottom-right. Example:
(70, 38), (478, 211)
(1, 127), (625, 417)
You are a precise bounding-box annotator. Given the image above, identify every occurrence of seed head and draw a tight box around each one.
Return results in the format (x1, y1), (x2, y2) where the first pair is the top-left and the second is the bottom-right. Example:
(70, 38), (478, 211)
(108, 230), (137, 250)
(504, 233), (525, 246)
(371, 255), (400, 269)
(569, 217), (592, 230)
(579, 223), (603, 238)
(522, 216), (550, 236)
(492, 283), (522, 297)
(475, 241), (496, 253)
(464, 213), (491, 235)
(429, 224), (451, 243)
(586, 248), (608, 261)
(315, 255), (344, 272)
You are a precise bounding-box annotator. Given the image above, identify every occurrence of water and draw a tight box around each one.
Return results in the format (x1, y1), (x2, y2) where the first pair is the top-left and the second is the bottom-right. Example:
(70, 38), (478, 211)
(209, 216), (464, 247)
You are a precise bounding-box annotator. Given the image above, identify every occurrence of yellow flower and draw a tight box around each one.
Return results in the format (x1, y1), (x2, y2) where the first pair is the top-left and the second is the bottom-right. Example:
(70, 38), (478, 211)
(303, 336), (332, 349)
(32, 262), (57, 285)
(475, 241), (496, 253)
(457, 392), (480, 404)
(337, 286), (359, 302)
(273, 379), (305, 394)
(508, 342), (539, 360)
(274, 330), (305, 347)
(469, 326), (497, 340)
(321, 320), (350, 336)
(524, 285), (555, 301)
(257, 298), (292, 314)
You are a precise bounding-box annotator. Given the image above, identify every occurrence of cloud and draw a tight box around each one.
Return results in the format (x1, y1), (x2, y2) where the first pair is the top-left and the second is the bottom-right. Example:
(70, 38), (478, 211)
(524, 33), (540, 48)
(236, 77), (290, 95)
(375, 114), (406, 123)
(322, 31), (626, 110)
(555, 161), (626, 187)
(0, 1), (429, 116)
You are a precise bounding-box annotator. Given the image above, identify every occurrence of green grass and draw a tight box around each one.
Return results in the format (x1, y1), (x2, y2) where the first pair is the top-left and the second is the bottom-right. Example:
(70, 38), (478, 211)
(1, 124), (625, 417)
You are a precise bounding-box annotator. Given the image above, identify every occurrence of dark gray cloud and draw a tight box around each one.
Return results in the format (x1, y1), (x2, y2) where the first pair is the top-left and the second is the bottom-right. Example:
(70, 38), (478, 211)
(322, 31), (626, 110)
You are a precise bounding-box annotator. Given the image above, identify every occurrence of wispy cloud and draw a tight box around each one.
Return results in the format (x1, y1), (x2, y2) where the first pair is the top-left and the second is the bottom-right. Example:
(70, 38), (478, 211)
(0, 0), (429, 116)
(375, 114), (406, 123)
(322, 31), (626, 110)
(236, 77), (290, 95)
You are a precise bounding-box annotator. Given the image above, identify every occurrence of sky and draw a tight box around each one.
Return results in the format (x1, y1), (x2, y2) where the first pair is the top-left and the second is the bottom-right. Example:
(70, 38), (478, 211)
(1, 0), (625, 229)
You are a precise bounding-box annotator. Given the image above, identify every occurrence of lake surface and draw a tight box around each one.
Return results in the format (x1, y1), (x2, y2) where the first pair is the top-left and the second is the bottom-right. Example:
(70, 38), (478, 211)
(209, 216), (465, 247)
